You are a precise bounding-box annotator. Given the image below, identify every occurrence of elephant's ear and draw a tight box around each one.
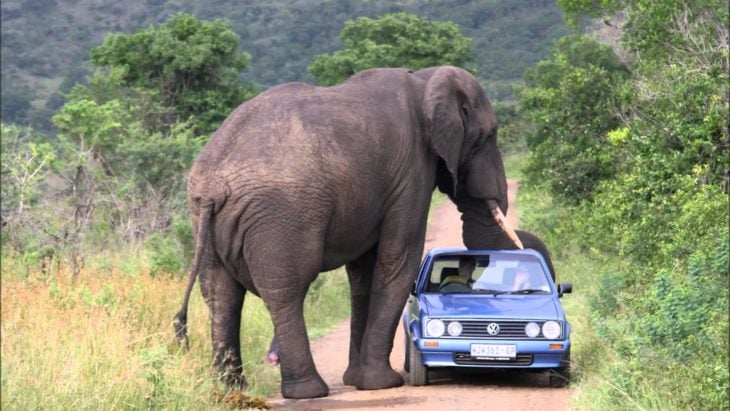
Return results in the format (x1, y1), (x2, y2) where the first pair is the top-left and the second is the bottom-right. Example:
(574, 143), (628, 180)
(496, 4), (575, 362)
(423, 66), (466, 195)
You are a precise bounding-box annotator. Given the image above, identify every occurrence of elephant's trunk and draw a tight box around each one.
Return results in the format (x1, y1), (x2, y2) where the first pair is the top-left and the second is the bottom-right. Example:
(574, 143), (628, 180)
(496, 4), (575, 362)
(486, 199), (523, 249)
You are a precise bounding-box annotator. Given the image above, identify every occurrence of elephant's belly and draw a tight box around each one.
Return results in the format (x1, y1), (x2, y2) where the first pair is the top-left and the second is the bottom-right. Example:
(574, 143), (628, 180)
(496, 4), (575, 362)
(321, 227), (379, 271)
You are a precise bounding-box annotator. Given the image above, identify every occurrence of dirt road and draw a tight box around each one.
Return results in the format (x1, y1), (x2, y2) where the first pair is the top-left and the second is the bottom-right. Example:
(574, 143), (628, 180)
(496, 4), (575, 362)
(269, 180), (571, 410)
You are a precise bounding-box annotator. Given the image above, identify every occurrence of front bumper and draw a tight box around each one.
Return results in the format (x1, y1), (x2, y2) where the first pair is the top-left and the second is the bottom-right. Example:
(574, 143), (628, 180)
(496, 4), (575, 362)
(415, 338), (570, 369)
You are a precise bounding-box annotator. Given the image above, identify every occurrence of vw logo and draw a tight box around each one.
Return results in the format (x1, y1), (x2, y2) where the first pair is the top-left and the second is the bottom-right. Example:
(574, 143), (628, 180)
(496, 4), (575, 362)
(486, 322), (500, 336)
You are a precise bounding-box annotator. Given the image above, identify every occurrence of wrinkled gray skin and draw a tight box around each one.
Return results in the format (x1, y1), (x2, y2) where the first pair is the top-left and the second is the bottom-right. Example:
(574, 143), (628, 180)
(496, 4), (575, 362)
(174, 66), (513, 399)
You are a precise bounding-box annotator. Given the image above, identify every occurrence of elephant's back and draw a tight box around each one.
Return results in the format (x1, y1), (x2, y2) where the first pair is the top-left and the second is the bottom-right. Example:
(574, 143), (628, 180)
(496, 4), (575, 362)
(199, 79), (416, 180)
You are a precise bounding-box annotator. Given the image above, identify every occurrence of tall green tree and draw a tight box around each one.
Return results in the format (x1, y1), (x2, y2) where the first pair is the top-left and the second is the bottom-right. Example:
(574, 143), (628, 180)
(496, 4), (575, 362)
(519, 35), (630, 202)
(308, 13), (474, 86)
(89, 13), (258, 135)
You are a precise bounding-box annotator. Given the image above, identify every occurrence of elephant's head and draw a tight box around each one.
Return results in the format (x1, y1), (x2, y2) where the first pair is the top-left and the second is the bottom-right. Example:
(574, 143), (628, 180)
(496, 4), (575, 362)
(418, 66), (523, 249)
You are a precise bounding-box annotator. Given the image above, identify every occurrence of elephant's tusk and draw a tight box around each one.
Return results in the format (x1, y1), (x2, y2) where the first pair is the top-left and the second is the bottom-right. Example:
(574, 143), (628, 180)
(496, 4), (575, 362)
(486, 200), (524, 250)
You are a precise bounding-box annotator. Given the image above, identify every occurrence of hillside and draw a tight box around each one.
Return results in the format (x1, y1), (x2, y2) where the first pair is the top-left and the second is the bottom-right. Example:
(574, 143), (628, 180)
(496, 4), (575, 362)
(1, 0), (567, 131)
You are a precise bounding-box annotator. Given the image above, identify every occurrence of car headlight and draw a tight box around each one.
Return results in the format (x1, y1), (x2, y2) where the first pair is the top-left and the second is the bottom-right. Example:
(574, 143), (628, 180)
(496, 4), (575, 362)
(447, 321), (463, 337)
(525, 322), (541, 338)
(542, 321), (561, 339)
(426, 319), (445, 337)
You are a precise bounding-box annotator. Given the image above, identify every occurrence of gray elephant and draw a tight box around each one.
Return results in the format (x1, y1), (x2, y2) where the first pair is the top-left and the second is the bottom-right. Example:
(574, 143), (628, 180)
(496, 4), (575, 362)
(173, 66), (523, 399)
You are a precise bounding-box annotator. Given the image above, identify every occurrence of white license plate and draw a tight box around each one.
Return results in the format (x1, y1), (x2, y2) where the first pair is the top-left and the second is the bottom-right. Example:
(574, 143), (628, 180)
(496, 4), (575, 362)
(470, 344), (517, 359)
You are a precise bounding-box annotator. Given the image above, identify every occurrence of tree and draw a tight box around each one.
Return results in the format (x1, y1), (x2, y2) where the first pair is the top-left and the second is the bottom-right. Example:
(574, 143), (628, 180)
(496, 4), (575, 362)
(308, 13), (474, 86)
(0, 124), (56, 222)
(558, 0), (728, 62)
(519, 35), (630, 202)
(89, 13), (258, 135)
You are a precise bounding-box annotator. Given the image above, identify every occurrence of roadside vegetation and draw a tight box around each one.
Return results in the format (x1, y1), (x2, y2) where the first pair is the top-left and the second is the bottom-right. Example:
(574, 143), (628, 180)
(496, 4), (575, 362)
(2, 1), (727, 410)
(516, 1), (728, 409)
(0, 252), (349, 409)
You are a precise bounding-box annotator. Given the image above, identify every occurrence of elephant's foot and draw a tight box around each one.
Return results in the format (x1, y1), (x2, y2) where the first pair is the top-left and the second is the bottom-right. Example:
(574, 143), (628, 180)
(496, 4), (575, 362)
(343, 364), (403, 390)
(281, 374), (329, 399)
(342, 364), (359, 386)
(220, 372), (248, 391)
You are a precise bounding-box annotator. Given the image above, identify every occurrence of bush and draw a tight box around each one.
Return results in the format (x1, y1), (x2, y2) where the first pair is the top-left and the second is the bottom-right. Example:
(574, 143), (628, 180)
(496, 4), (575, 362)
(146, 233), (184, 277)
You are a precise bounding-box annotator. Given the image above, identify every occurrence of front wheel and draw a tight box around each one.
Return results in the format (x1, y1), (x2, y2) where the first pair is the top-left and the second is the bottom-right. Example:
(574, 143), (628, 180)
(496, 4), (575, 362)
(407, 338), (428, 386)
(403, 325), (410, 373)
(548, 349), (571, 387)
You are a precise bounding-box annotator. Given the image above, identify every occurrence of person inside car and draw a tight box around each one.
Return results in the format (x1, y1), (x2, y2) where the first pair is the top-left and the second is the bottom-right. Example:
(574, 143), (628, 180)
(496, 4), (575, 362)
(439, 255), (476, 293)
(511, 263), (550, 292)
(512, 264), (531, 291)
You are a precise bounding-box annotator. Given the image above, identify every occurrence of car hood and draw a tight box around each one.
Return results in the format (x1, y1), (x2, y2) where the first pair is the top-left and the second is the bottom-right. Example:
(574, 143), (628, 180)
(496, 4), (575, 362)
(421, 294), (561, 320)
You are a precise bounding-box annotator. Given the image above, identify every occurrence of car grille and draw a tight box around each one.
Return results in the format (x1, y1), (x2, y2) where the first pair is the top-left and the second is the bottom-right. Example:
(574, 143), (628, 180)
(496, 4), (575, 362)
(455, 320), (560, 340)
(454, 352), (533, 366)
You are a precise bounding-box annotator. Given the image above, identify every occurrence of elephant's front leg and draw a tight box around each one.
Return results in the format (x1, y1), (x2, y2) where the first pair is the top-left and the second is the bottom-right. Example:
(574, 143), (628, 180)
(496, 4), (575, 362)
(342, 246), (377, 386)
(202, 266), (247, 389)
(350, 245), (421, 390)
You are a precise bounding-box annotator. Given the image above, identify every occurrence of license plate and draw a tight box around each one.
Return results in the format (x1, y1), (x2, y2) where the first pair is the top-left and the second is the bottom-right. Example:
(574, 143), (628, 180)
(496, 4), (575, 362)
(470, 344), (517, 359)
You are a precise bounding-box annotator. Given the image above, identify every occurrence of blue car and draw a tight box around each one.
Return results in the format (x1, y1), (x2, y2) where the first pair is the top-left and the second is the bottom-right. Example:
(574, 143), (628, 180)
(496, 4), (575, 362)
(402, 247), (573, 387)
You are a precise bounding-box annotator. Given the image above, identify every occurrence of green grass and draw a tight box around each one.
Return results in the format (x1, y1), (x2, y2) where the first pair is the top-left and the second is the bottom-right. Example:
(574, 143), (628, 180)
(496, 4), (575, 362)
(503, 150), (527, 180)
(0, 251), (350, 409)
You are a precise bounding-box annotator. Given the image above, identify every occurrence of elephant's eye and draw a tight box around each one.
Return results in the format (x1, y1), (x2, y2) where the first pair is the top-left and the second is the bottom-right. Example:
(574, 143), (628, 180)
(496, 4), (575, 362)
(473, 132), (489, 151)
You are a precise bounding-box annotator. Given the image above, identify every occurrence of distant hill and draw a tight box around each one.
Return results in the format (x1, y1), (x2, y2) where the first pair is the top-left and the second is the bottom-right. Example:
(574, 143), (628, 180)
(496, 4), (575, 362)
(0, 0), (567, 132)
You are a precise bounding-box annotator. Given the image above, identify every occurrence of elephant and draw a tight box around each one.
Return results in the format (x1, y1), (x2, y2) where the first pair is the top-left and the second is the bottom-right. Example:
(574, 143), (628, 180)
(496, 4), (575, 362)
(173, 65), (524, 399)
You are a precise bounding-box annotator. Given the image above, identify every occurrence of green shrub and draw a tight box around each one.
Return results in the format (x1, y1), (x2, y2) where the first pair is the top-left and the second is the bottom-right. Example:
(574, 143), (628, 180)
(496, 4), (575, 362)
(146, 233), (183, 277)
(172, 216), (195, 265)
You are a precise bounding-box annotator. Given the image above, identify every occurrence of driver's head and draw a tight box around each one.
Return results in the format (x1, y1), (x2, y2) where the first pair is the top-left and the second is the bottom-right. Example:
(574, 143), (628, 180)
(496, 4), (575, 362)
(459, 255), (476, 278)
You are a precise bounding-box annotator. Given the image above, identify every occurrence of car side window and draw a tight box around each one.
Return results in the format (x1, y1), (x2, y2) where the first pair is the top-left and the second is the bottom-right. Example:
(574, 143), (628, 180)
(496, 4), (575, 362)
(427, 260), (459, 292)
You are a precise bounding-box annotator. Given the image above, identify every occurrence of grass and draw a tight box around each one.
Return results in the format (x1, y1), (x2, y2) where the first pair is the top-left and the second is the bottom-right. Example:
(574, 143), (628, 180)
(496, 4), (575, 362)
(513, 159), (608, 409)
(0, 250), (350, 409)
(502, 150), (527, 181)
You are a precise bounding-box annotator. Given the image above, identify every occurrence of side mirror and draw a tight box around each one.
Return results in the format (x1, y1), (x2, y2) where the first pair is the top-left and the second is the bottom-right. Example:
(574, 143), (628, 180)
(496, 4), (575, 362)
(558, 283), (573, 297)
(410, 281), (417, 295)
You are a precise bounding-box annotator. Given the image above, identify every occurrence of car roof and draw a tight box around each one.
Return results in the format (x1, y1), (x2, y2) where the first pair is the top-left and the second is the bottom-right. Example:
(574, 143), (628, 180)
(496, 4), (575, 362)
(425, 247), (546, 259)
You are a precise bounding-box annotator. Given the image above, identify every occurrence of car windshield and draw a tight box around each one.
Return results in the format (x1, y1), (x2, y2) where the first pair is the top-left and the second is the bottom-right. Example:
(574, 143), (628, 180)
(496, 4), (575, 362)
(424, 253), (551, 295)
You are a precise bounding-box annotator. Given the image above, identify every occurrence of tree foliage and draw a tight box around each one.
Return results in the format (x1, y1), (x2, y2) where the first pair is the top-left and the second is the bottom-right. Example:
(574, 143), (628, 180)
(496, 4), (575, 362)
(0, 124), (56, 222)
(519, 35), (630, 202)
(308, 13), (474, 85)
(89, 13), (258, 135)
(519, 1), (729, 408)
(0, 15), (241, 276)
(1, 0), (569, 131)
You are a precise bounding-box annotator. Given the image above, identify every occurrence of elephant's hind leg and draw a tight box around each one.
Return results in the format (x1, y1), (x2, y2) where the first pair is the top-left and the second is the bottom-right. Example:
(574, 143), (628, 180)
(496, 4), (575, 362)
(201, 265), (247, 389)
(247, 249), (328, 399)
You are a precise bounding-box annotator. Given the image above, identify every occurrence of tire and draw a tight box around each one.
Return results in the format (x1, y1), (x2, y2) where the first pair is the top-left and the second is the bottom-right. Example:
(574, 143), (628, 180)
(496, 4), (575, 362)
(548, 349), (571, 388)
(403, 326), (410, 373)
(408, 338), (428, 386)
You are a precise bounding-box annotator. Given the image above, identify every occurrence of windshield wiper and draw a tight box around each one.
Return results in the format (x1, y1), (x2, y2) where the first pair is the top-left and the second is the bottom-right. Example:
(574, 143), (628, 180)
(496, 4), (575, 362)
(471, 289), (510, 296)
(508, 289), (548, 295)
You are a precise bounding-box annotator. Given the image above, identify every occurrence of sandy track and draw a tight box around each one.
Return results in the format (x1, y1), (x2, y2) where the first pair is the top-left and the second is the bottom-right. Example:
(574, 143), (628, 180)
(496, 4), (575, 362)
(269, 180), (571, 410)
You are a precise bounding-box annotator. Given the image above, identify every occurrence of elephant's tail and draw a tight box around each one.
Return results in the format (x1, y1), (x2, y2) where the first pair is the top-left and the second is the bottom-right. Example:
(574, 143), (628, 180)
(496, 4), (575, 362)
(173, 199), (215, 351)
